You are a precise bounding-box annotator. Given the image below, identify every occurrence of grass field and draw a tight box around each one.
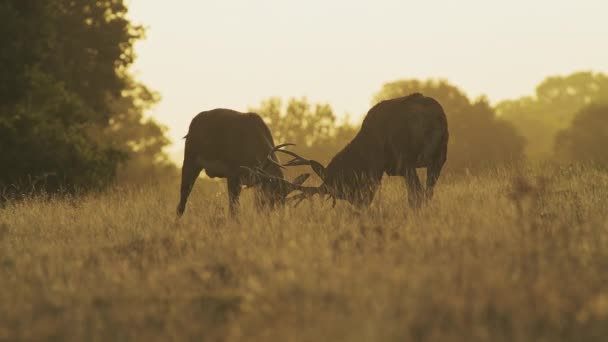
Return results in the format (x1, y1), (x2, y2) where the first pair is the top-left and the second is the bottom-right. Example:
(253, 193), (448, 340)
(1, 164), (607, 341)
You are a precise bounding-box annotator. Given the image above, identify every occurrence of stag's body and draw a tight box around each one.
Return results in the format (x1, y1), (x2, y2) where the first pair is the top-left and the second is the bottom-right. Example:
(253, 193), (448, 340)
(177, 109), (285, 216)
(328, 93), (448, 206)
(284, 93), (448, 208)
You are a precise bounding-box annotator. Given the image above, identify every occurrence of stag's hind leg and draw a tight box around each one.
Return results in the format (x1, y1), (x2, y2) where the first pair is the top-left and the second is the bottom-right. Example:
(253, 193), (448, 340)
(425, 144), (447, 202)
(402, 168), (424, 209)
(425, 160), (444, 202)
(177, 159), (202, 216)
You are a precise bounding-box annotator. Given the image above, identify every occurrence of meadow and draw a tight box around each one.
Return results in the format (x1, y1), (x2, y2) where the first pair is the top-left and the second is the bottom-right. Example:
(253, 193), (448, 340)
(1, 163), (607, 341)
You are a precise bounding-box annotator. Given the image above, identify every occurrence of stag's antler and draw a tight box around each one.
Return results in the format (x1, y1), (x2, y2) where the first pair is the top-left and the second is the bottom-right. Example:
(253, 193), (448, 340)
(264, 143), (296, 170)
(254, 143), (336, 207)
(266, 144), (327, 181)
(240, 166), (310, 193)
(287, 189), (336, 208)
(240, 165), (335, 207)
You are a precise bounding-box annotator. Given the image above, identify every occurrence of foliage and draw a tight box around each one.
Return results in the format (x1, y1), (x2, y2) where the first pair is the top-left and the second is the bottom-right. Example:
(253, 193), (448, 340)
(105, 80), (175, 184)
(496, 71), (608, 158)
(373, 79), (525, 174)
(0, 59), (124, 193)
(250, 97), (357, 178)
(0, 0), (173, 195)
(555, 103), (608, 165)
(1, 164), (607, 340)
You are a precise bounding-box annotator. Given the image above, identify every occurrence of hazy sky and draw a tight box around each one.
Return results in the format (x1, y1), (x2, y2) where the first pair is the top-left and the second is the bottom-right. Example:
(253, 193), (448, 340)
(126, 0), (608, 158)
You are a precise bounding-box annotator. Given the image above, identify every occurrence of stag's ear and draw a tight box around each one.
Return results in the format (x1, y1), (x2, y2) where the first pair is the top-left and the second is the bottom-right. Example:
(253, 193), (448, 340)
(292, 173), (310, 186)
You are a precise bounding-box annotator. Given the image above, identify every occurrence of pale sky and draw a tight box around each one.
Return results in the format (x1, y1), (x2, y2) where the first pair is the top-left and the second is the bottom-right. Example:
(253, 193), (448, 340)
(126, 0), (608, 159)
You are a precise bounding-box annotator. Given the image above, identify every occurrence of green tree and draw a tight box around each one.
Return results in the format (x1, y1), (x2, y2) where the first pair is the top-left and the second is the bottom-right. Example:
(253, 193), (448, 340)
(0, 1), (173, 195)
(374, 79), (525, 173)
(496, 71), (608, 158)
(555, 104), (608, 165)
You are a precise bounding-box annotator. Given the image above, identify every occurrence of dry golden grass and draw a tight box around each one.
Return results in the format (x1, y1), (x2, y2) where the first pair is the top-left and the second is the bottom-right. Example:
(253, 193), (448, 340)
(1, 164), (607, 341)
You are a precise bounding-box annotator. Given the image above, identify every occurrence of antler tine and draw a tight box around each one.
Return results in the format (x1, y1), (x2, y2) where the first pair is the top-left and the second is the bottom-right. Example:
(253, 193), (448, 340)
(293, 194), (307, 207)
(271, 143), (295, 151)
(287, 192), (309, 207)
(287, 190), (336, 208)
(267, 143), (323, 172)
(273, 149), (310, 166)
(266, 155), (286, 169)
(275, 149), (327, 181)
(265, 143), (296, 170)
(240, 165), (313, 194)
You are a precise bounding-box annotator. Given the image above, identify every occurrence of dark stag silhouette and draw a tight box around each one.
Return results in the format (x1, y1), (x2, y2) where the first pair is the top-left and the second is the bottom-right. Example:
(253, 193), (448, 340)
(177, 109), (312, 216)
(254, 93), (449, 208)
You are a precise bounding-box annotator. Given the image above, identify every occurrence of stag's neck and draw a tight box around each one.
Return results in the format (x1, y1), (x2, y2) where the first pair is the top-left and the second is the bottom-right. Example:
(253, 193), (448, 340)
(326, 134), (384, 179)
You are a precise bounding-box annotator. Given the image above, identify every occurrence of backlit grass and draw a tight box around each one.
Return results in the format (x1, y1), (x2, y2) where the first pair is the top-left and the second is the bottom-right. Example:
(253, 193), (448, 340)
(1, 164), (607, 341)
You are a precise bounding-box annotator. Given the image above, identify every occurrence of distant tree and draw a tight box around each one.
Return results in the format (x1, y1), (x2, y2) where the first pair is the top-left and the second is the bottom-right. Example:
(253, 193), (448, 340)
(373, 79), (525, 174)
(104, 80), (175, 184)
(555, 104), (608, 165)
(251, 97), (335, 148)
(0, 1), (173, 195)
(250, 97), (357, 180)
(496, 71), (608, 158)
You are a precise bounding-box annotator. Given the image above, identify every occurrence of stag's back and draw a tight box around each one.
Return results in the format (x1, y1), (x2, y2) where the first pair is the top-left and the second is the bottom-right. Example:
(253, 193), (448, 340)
(337, 93), (448, 173)
(363, 93), (446, 134)
(184, 109), (277, 170)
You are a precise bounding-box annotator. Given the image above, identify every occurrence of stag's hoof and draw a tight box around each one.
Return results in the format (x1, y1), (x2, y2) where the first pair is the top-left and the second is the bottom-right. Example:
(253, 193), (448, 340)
(176, 204), (186, 217)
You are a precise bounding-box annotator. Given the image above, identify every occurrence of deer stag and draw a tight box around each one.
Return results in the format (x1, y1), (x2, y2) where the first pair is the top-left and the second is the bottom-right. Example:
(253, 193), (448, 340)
(177, 108), (312, 216)
(264, 93), (449, 208)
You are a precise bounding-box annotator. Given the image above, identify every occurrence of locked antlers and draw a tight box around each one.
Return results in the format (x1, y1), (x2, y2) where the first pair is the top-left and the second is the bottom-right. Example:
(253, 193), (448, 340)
(243, 143), (334, 207)
(267, 144), (327, 181)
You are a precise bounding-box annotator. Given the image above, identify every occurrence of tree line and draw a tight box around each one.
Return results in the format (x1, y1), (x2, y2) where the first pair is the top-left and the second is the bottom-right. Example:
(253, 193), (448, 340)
(1, 1), (174, 197)
(253, 73), (608, 178)
(1, 1), (607, 197)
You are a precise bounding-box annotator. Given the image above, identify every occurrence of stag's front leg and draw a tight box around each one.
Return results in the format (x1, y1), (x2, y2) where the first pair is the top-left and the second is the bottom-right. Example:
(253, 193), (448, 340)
(227, 176), (242, 216)
(402, 168), (423, 209)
